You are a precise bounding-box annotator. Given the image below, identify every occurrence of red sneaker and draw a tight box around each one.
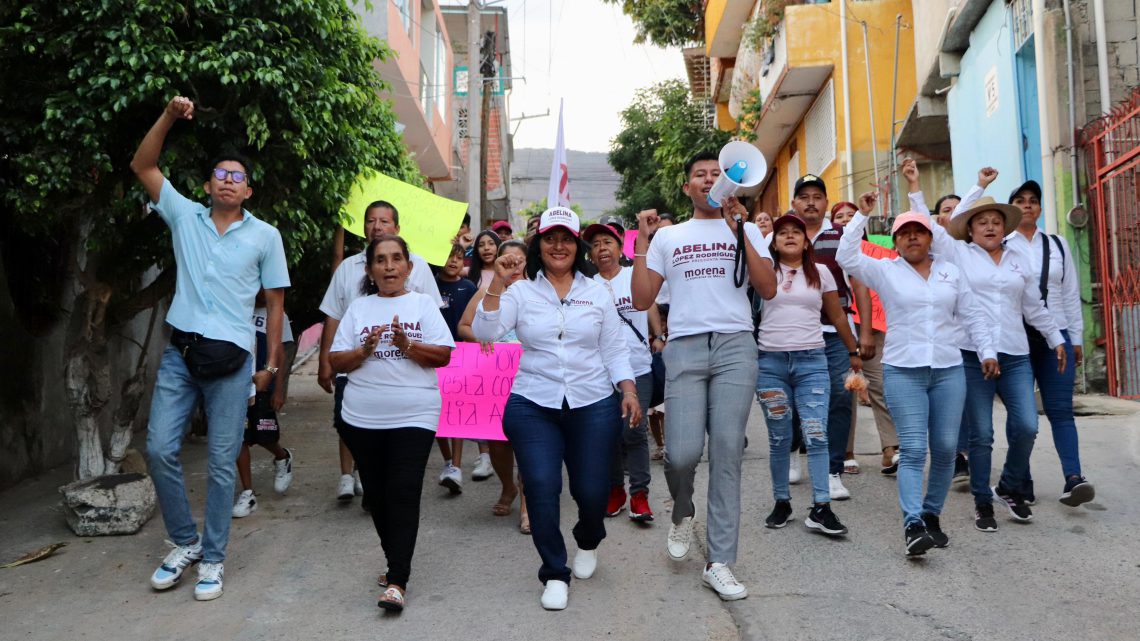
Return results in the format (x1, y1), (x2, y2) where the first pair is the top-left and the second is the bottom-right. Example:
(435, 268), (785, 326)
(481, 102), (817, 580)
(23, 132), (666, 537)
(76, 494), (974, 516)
(629, 490), (654, 522)
(606, 486), (627, 517)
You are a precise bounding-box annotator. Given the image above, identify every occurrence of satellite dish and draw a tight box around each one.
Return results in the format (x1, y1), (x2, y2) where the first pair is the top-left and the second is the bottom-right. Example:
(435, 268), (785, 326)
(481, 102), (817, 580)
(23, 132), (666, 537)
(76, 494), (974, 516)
(1067, 206), (1089, 229)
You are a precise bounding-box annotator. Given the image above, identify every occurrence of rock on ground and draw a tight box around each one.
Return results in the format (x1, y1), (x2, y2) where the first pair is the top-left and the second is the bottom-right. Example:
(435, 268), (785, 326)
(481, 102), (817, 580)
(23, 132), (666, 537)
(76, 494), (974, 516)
(58, 473), (156, 536)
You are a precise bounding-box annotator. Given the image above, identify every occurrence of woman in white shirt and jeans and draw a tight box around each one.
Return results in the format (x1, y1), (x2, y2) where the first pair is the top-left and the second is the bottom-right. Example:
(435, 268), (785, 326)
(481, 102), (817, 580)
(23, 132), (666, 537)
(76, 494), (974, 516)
(473, 207), (640, 611)
(838, 195), (998, 557)
(757, 214), (861, 537)
(329, 235), (456, 612)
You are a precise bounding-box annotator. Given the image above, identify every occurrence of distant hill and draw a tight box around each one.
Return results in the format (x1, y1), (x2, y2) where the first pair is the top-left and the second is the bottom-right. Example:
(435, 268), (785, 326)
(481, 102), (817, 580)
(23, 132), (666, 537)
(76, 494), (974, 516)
(511, 148), (621, 218)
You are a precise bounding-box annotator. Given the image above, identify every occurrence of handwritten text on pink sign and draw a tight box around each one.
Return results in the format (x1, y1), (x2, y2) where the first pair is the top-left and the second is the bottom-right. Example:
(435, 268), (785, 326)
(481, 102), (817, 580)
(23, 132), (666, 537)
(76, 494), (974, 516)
(435, 342), (520, 440)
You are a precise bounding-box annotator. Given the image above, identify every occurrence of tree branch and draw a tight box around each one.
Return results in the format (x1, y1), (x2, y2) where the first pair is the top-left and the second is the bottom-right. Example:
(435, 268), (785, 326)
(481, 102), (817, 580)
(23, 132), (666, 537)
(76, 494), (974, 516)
(109, 267), (175, 327)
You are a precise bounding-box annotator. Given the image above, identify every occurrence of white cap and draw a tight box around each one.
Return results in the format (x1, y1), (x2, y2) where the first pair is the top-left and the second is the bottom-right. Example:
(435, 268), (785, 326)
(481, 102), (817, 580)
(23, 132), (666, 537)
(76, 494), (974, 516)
(537, 207), (580, 236)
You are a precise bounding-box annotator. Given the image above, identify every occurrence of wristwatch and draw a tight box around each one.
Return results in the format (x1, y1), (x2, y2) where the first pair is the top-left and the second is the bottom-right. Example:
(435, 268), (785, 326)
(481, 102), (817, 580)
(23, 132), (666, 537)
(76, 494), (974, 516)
(264, 366), (279, 375)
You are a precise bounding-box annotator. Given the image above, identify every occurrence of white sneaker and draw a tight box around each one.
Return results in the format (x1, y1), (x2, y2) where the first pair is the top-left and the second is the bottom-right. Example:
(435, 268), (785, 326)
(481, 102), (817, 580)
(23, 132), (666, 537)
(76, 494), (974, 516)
(273, 448), (294, 494)
(472, 453), (494, 481)
(194, 562), (224, 601)
(829, 473), (851, 500)
(353, 471), (364, 496)
(231, 490), (257, 518)
(667, 516), (695, 560)
(541, 580), (569, 610)
(572, 549), (597, 579)
(788, 454), (803, 485)
(149, 540), (203, 590)
(439, 463), (462, 494)
(337, 474), (355, 501)
(702, 563), (748, 601)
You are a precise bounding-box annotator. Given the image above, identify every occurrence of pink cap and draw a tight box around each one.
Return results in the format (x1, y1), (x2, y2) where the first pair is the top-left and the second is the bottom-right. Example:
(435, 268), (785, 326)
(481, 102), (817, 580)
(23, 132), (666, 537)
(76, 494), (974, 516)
(891, 211), (932, 235)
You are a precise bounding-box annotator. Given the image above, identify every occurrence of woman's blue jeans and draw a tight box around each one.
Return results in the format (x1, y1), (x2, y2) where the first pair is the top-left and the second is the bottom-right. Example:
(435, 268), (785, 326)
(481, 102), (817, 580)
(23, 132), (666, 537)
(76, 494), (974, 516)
(961, 350), (1039, 503)
(756, 349), (831, 504)
(502, 393), (622, 585)
(882, 364), (966, 527)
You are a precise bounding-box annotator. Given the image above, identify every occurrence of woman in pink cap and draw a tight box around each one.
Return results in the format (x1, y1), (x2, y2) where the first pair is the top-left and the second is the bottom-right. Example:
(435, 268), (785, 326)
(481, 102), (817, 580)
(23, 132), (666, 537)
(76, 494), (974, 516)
(837, 193), (998, 557)
(473, 207), (640, 611)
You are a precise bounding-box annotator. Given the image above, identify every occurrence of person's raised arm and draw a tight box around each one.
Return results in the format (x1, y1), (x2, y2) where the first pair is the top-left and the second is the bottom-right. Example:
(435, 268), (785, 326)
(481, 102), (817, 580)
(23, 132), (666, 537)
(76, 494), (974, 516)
(472, 253), (522, 340)
(949, 167), (997, 222)
(631, 209), (665, 311)
(130, 96), (194, 203)
(836, 211), (887, 291)
(901, 158), (931, 216)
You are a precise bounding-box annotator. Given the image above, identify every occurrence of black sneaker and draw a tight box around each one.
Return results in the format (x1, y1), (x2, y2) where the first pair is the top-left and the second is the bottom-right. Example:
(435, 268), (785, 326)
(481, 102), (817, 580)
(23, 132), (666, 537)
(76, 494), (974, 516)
(904, 522), (934, 556)
(765, 500), (793, 529)
(921, 513), (949, 548)
(952, 453), (969, 484)
(974, 502), (998, 532)
(805, 503), (848, 537)
(993, 485), (1033, 522)
(1060, 476), (1096, 507)
(1024, 479), (1037, 505)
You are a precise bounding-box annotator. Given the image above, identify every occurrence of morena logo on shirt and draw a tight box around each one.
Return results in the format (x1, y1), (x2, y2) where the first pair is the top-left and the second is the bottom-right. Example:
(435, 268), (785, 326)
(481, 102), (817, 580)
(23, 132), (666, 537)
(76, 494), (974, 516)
(562, 298), (593, 307)
(937, 271), (953, 282)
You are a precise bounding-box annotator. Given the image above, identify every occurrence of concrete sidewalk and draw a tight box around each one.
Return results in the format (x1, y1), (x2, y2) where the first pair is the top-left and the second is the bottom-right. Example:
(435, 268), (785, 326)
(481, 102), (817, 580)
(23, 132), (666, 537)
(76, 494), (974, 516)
(1, 361), (1138, 641)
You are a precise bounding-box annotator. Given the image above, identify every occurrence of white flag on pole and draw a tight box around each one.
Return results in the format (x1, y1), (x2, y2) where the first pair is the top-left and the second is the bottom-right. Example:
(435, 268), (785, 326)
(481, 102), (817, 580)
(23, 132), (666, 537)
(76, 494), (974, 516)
(547, 99), (570, 208)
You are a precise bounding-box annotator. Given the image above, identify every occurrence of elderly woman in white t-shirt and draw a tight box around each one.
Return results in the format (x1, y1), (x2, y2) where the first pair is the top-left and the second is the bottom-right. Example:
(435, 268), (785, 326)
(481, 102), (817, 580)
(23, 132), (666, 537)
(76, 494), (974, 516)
(756, 214), (861, 538)
(837, 194), (998, 558)
(329, 235), (455, 613)
(473, 207), (639, 611)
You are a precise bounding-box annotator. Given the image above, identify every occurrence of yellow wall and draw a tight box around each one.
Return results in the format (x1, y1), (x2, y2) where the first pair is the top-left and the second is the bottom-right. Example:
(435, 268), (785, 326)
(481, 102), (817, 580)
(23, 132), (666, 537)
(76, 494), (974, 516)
(716, 103), (737, 131)
(704, 0), (729, 55)
(773, 121), (843, 210)
(773, 0), (916, 205)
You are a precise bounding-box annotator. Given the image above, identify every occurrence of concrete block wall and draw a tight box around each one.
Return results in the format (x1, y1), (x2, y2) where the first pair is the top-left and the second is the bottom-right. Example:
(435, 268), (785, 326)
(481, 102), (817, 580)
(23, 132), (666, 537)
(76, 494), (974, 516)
(1073, 0), (1140, 120)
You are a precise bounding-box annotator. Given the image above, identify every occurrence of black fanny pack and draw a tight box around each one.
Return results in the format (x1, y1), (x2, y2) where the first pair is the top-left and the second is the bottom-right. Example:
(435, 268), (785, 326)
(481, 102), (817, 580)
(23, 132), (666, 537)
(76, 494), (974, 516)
(171, 329), (248, 379)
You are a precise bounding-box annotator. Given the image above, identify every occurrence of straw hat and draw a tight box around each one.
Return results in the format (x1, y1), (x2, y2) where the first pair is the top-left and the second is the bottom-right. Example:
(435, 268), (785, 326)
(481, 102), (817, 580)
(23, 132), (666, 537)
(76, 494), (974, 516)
(948, 196), (1022, 241)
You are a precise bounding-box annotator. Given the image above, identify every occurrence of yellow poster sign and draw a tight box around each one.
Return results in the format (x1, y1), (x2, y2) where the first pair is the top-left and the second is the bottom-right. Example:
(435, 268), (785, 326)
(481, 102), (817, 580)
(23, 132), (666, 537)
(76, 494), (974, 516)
(341, 171), (468, 266)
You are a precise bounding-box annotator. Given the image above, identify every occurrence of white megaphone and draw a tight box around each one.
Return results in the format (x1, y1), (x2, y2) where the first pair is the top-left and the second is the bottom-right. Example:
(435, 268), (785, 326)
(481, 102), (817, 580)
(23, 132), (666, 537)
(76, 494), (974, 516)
(706, 141), (768, 210)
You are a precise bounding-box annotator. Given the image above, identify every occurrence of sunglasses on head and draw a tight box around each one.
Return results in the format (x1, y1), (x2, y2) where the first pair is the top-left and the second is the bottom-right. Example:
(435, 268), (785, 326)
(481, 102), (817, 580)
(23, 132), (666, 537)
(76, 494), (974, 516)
(212, 168), (247, 183)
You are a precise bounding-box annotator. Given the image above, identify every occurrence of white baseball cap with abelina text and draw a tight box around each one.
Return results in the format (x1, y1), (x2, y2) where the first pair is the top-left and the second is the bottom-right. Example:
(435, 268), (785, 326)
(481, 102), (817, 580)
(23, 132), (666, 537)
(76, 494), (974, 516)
(537, 207), (580, 236)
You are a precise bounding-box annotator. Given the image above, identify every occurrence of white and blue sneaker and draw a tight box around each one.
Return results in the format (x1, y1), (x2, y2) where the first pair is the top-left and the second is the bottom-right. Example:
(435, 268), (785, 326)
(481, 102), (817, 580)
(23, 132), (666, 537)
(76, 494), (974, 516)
(150, 540), (203, 590)
(194, 562), (224, 601)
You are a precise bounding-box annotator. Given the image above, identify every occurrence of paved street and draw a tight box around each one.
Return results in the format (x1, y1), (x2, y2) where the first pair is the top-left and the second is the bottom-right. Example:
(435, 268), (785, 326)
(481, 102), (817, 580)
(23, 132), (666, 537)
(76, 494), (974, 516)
(2, 358), (1139, 641)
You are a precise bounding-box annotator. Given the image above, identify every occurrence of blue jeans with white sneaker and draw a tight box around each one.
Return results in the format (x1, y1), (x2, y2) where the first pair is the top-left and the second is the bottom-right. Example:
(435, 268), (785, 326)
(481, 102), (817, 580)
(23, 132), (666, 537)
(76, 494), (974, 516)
(147, 345), (252, 564)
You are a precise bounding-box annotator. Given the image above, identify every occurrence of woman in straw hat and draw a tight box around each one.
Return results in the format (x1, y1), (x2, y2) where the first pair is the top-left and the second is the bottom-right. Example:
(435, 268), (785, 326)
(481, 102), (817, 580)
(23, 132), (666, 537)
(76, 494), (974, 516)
(837, 190), (997, 557)
(903, 161), (1067, 534)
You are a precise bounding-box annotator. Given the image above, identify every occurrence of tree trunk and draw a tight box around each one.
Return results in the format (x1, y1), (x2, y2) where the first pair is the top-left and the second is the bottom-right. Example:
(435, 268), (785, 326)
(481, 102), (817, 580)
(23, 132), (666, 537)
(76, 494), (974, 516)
(64, 281), (113, 481)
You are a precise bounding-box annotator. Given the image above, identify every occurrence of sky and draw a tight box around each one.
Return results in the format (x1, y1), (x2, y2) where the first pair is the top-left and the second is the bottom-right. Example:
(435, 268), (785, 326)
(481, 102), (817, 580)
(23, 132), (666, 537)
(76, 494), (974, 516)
(444, 0), (688, 153)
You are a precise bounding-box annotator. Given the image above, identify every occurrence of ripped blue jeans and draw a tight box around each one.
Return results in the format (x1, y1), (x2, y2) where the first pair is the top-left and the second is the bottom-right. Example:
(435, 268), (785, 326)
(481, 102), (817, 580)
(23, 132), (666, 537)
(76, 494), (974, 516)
(756, 348), (832, 504)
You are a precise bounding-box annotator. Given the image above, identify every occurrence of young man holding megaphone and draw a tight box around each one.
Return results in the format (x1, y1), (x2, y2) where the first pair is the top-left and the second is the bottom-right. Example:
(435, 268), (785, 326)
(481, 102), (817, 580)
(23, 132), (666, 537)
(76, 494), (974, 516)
(631, 150), (776, 601)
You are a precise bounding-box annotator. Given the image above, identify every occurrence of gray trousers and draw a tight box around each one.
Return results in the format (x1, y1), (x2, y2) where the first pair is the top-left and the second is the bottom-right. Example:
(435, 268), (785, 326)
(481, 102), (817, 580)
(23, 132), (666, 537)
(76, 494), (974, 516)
(610, 372), (654, 493)
(663, 331), (758, 565)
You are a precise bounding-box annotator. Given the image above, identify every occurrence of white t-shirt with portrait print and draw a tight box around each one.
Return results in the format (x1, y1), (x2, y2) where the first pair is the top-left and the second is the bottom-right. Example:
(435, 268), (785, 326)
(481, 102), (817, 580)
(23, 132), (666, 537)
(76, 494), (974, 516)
(645, 218), (771, 339)
(331, 291), (455, 431)
(757, 263), (837, 352)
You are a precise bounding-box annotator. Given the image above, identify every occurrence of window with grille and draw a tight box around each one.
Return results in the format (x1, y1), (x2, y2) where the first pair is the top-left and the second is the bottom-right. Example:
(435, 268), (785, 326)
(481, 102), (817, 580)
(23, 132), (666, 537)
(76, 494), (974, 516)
(1011, 0), (1033, 51)
(804, 79), (836, 176)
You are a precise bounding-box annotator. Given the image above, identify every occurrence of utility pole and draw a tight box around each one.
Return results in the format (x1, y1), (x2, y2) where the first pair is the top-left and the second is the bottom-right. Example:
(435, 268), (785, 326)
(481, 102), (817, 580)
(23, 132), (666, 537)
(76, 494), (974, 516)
(466, 1), (482, 232)
(479, 30), (496, 222)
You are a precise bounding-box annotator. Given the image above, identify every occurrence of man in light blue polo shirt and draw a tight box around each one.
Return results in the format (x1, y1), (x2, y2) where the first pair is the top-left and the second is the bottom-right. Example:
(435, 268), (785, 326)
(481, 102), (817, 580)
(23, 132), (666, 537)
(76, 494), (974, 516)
(130, 96), (290, 601)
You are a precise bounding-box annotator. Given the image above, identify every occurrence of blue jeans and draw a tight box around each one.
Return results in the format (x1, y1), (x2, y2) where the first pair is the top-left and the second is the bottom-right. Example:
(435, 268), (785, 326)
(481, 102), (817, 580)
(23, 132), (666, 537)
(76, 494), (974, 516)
(146, 345), (252, 564)
(883, 364), (966, 527)
(962, 351), (1038, 503)
(502, 393), (622, 584)
(1029, 330), (1082, 481)
(823, 333), (854, 475)
(756, 349), (831, 504)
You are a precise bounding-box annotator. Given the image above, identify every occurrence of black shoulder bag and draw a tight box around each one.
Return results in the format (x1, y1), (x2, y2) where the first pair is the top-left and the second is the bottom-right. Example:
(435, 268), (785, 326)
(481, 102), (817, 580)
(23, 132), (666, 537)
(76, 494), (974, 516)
(1024, 234), (1065, 345)
(171, 329), (249, 379)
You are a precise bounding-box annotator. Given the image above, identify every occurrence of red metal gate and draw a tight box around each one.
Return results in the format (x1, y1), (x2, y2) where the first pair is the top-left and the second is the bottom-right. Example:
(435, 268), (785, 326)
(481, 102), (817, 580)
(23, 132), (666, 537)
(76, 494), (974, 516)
(1081, 86), (1140, 398)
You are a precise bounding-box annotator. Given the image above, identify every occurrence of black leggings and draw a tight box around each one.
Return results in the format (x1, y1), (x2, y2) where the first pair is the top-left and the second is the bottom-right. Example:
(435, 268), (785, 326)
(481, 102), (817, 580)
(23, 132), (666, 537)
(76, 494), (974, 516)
(338, 424), (435, 589)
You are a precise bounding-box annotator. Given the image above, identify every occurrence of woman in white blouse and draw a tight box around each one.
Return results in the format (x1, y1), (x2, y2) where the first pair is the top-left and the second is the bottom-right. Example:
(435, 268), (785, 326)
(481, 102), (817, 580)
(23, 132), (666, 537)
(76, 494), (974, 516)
(328, 235), (455, 612)
(473, 207), (640, 611)
(904, 162), (1066, 533)
(837, 195), (997, 557)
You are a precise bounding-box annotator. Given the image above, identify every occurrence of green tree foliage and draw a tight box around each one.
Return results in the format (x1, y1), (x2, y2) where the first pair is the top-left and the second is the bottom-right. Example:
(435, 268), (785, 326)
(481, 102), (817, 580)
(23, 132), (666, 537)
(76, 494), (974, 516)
(0, 0), (421, 333)
(608, 80), (731, 221)
(601, 0), (704, 48)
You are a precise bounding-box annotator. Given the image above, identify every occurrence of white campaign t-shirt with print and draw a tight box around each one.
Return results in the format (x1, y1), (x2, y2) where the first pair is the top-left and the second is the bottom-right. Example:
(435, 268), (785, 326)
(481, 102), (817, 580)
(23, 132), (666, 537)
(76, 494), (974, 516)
(646, 218), (770, 338)
(331, 291), (455, 431)
(758, 264), (837, 352)
(594, 267), (653, 377)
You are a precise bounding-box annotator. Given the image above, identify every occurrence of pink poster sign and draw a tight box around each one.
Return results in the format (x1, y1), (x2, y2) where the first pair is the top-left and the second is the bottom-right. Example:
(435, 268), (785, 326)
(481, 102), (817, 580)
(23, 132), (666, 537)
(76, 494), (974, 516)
(622, 229), (638, 259)
(435, 342), (521, 440)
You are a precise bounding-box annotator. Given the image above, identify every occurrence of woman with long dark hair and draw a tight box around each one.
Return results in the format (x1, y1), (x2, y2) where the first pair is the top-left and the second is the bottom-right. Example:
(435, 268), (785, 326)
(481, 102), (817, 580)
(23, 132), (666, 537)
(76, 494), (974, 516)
(756, 215), (861, 537)
(468, 229), (502, 290)
(473, 207), (639, 610)
(329, 235), (455, 612)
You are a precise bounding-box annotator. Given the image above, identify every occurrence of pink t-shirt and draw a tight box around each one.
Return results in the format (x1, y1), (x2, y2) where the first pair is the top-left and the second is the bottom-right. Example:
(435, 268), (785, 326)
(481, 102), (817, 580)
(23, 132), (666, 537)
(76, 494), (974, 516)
(478, 269), (495, 291)
(757, 262), (837, 352)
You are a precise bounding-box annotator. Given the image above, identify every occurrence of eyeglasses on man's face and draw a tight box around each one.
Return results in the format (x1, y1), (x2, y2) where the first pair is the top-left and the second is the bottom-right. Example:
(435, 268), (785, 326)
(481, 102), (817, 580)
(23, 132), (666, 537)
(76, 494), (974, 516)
(212, 168), (247, 183)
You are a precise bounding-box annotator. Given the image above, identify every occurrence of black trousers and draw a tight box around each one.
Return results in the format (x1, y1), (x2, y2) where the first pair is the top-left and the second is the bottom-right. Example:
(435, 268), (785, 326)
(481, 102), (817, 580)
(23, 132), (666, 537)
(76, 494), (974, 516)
(338, 423), (435, 589)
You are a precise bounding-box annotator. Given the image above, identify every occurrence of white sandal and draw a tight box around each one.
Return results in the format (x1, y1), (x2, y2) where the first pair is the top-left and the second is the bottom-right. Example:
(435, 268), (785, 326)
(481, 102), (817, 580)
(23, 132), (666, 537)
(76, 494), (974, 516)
(377, 586), (405, 611)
